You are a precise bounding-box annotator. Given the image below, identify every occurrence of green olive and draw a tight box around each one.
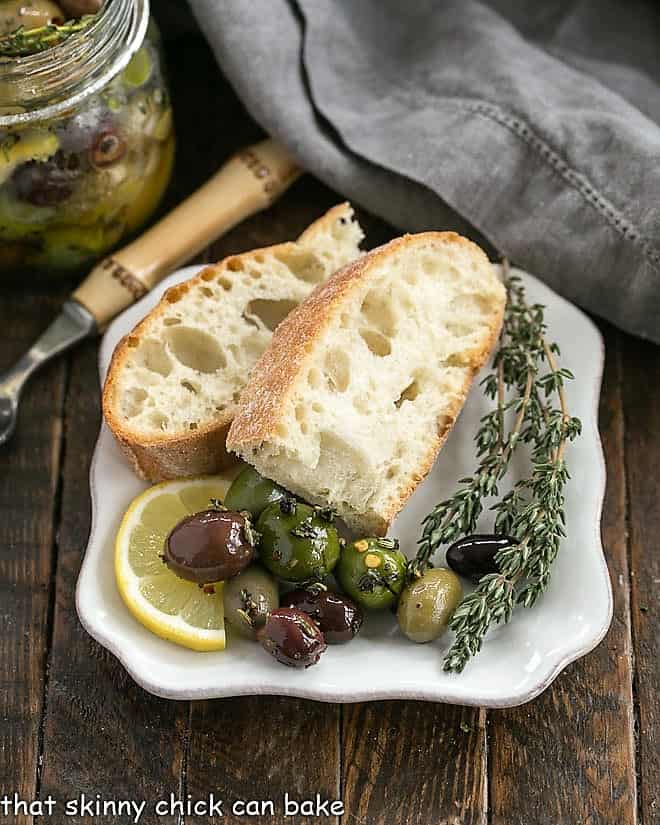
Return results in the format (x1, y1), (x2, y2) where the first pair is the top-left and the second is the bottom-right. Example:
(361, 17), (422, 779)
(336, 537), (407, 610)
(397, 567), (463, 643)
(224, 466), (287, 520)
(223, 565), (279, 639)
(256, 500), (340, 583)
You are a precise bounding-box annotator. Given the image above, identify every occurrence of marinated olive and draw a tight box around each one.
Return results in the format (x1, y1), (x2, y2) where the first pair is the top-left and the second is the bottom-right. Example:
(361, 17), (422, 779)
(12, 152), (81, 206)
(446, 534), (516, 583)
(224, 466), (287, 520)
(0, 15), (173, 281)
(256, 500), (340, 583)
(258, 608), (327, 668)
(223, 565), (279, 639)
(397, 567), (463, 643)
(282, 587), (363, 643)
(59, 0), (103, 16)
(163, 509), (257, 585)
(90, 130), (126, 167)
(0, 0), (64, 35)
(336, 537), (407, 610)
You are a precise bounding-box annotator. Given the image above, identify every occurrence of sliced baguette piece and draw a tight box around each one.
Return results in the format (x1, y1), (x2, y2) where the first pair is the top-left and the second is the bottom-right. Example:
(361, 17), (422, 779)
(102, 203), (364, 481)
(227, 232), (506, 536)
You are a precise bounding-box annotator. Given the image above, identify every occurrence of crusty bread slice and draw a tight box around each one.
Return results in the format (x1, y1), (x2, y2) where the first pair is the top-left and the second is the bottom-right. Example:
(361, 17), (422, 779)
(103, 204), (364, 481)
(227, 232), (506, 536)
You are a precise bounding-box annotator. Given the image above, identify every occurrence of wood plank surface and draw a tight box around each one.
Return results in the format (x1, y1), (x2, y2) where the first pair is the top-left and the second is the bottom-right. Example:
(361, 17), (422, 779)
(187, 698), (340, 825)
(623, 336), (660, 825)
(36, 340), (189, 825)
(0, 287), (68, 823)
(488, 326), (637, 825)
(342, 702), (486, 825)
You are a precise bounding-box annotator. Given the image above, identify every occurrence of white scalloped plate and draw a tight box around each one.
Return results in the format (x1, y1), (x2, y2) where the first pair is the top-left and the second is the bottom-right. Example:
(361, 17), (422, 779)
(76, 265), (611, 706)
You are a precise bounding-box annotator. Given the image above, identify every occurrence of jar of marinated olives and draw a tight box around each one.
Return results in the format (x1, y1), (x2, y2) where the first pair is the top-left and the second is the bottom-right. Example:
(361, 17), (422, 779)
(0, 0), (174, 280)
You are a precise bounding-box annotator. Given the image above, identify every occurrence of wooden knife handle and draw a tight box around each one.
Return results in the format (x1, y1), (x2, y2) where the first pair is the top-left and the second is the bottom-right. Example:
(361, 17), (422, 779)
(72, 138), (301, 328)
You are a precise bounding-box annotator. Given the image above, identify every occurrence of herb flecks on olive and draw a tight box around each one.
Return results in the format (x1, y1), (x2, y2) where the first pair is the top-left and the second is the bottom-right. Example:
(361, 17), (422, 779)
(163, 509), (256, 586)
(282, 587), (363, 643)
(397, 567), (463, 643)
(223, 566), (279, 639)
(256, 500), (340, 583)
(446, 534), (516, 583)
(313, 505), (337, 524)
(223, 466), (288, 520)
(258, 608), (327, 668)
(337, 537), (407, 610)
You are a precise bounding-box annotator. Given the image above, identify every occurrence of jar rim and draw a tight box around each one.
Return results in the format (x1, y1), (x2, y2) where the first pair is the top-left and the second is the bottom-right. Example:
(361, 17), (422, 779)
(0, 0), (150, 129)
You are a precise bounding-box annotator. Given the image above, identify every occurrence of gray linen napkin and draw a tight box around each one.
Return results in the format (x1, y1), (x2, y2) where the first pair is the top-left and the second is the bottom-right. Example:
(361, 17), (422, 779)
(187, 0), (660, 342)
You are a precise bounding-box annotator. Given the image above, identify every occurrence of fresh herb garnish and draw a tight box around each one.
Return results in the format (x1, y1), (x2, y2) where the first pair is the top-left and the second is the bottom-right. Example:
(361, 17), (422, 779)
(0, 16), (96, 58)
(414, 262), (582, 672)
(358, 569), (399, 596)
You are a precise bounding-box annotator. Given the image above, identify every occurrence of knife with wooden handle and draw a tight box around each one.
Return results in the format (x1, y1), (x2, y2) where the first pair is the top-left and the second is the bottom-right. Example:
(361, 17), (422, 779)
(0, 139), (301, 446)
(73, 138), (300, 327)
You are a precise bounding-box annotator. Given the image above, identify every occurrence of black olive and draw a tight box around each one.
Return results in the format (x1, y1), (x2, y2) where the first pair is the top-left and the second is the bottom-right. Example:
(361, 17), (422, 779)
(163, 509), (256, 585)
(90, 130), (126, 167)
(282, 588), (363, 643)
(257, 608), (327, 668)
(12, 152), (81, 206)
(446, 534), (517, 583)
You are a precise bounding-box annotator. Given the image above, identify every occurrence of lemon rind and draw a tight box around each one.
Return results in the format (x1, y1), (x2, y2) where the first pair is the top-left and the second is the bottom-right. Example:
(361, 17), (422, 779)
(114, 476), (234, 652)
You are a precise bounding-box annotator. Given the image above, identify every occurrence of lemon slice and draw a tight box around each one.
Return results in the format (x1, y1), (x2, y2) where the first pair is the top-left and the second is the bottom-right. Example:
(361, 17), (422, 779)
(115, 472), (242, 651)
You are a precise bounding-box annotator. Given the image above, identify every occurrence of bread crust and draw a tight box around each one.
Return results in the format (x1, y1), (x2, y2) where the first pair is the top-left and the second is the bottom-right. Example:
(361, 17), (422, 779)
(102, 204), (356, 482)
(227, 232), (505, 534)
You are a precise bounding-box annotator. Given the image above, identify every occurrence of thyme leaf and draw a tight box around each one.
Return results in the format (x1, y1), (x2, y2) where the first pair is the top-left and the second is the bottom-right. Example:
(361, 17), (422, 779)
(0, 17), (97, 58)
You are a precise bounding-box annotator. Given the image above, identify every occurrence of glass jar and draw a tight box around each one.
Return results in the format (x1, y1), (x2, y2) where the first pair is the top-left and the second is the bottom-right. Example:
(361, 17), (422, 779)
(0, 0), (174, 280)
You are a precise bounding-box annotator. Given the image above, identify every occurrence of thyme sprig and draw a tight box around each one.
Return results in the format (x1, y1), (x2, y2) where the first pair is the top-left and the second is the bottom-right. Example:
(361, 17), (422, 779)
(414, 263), (581, 673)
(0, 17), (96, 58)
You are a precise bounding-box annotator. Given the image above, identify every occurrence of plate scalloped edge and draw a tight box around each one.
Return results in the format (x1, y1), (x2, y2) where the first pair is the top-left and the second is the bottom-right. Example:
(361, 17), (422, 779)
(76, 265), (612, 706)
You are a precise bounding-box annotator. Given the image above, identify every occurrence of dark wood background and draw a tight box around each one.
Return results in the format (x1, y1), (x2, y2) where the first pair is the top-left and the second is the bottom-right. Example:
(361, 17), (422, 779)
(1, 9), (657, 824)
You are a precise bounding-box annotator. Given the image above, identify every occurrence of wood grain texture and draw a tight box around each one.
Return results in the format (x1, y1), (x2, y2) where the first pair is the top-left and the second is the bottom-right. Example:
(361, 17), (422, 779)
(186, 698), (340, 825)
(342, 702), (487, 825)
(0, 288), (67, 823)
(36, 341), (189, 825)
(488, 326), (637, 825)
(623, 335), (660, 825)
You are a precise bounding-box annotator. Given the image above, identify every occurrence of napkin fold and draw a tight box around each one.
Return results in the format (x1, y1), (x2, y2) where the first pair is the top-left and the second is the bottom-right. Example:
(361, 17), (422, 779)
(187, 0), (660, 342)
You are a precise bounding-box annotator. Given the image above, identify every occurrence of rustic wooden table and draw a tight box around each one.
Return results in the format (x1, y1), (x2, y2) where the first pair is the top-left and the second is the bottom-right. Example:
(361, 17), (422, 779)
(1, 18), (657, 825)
